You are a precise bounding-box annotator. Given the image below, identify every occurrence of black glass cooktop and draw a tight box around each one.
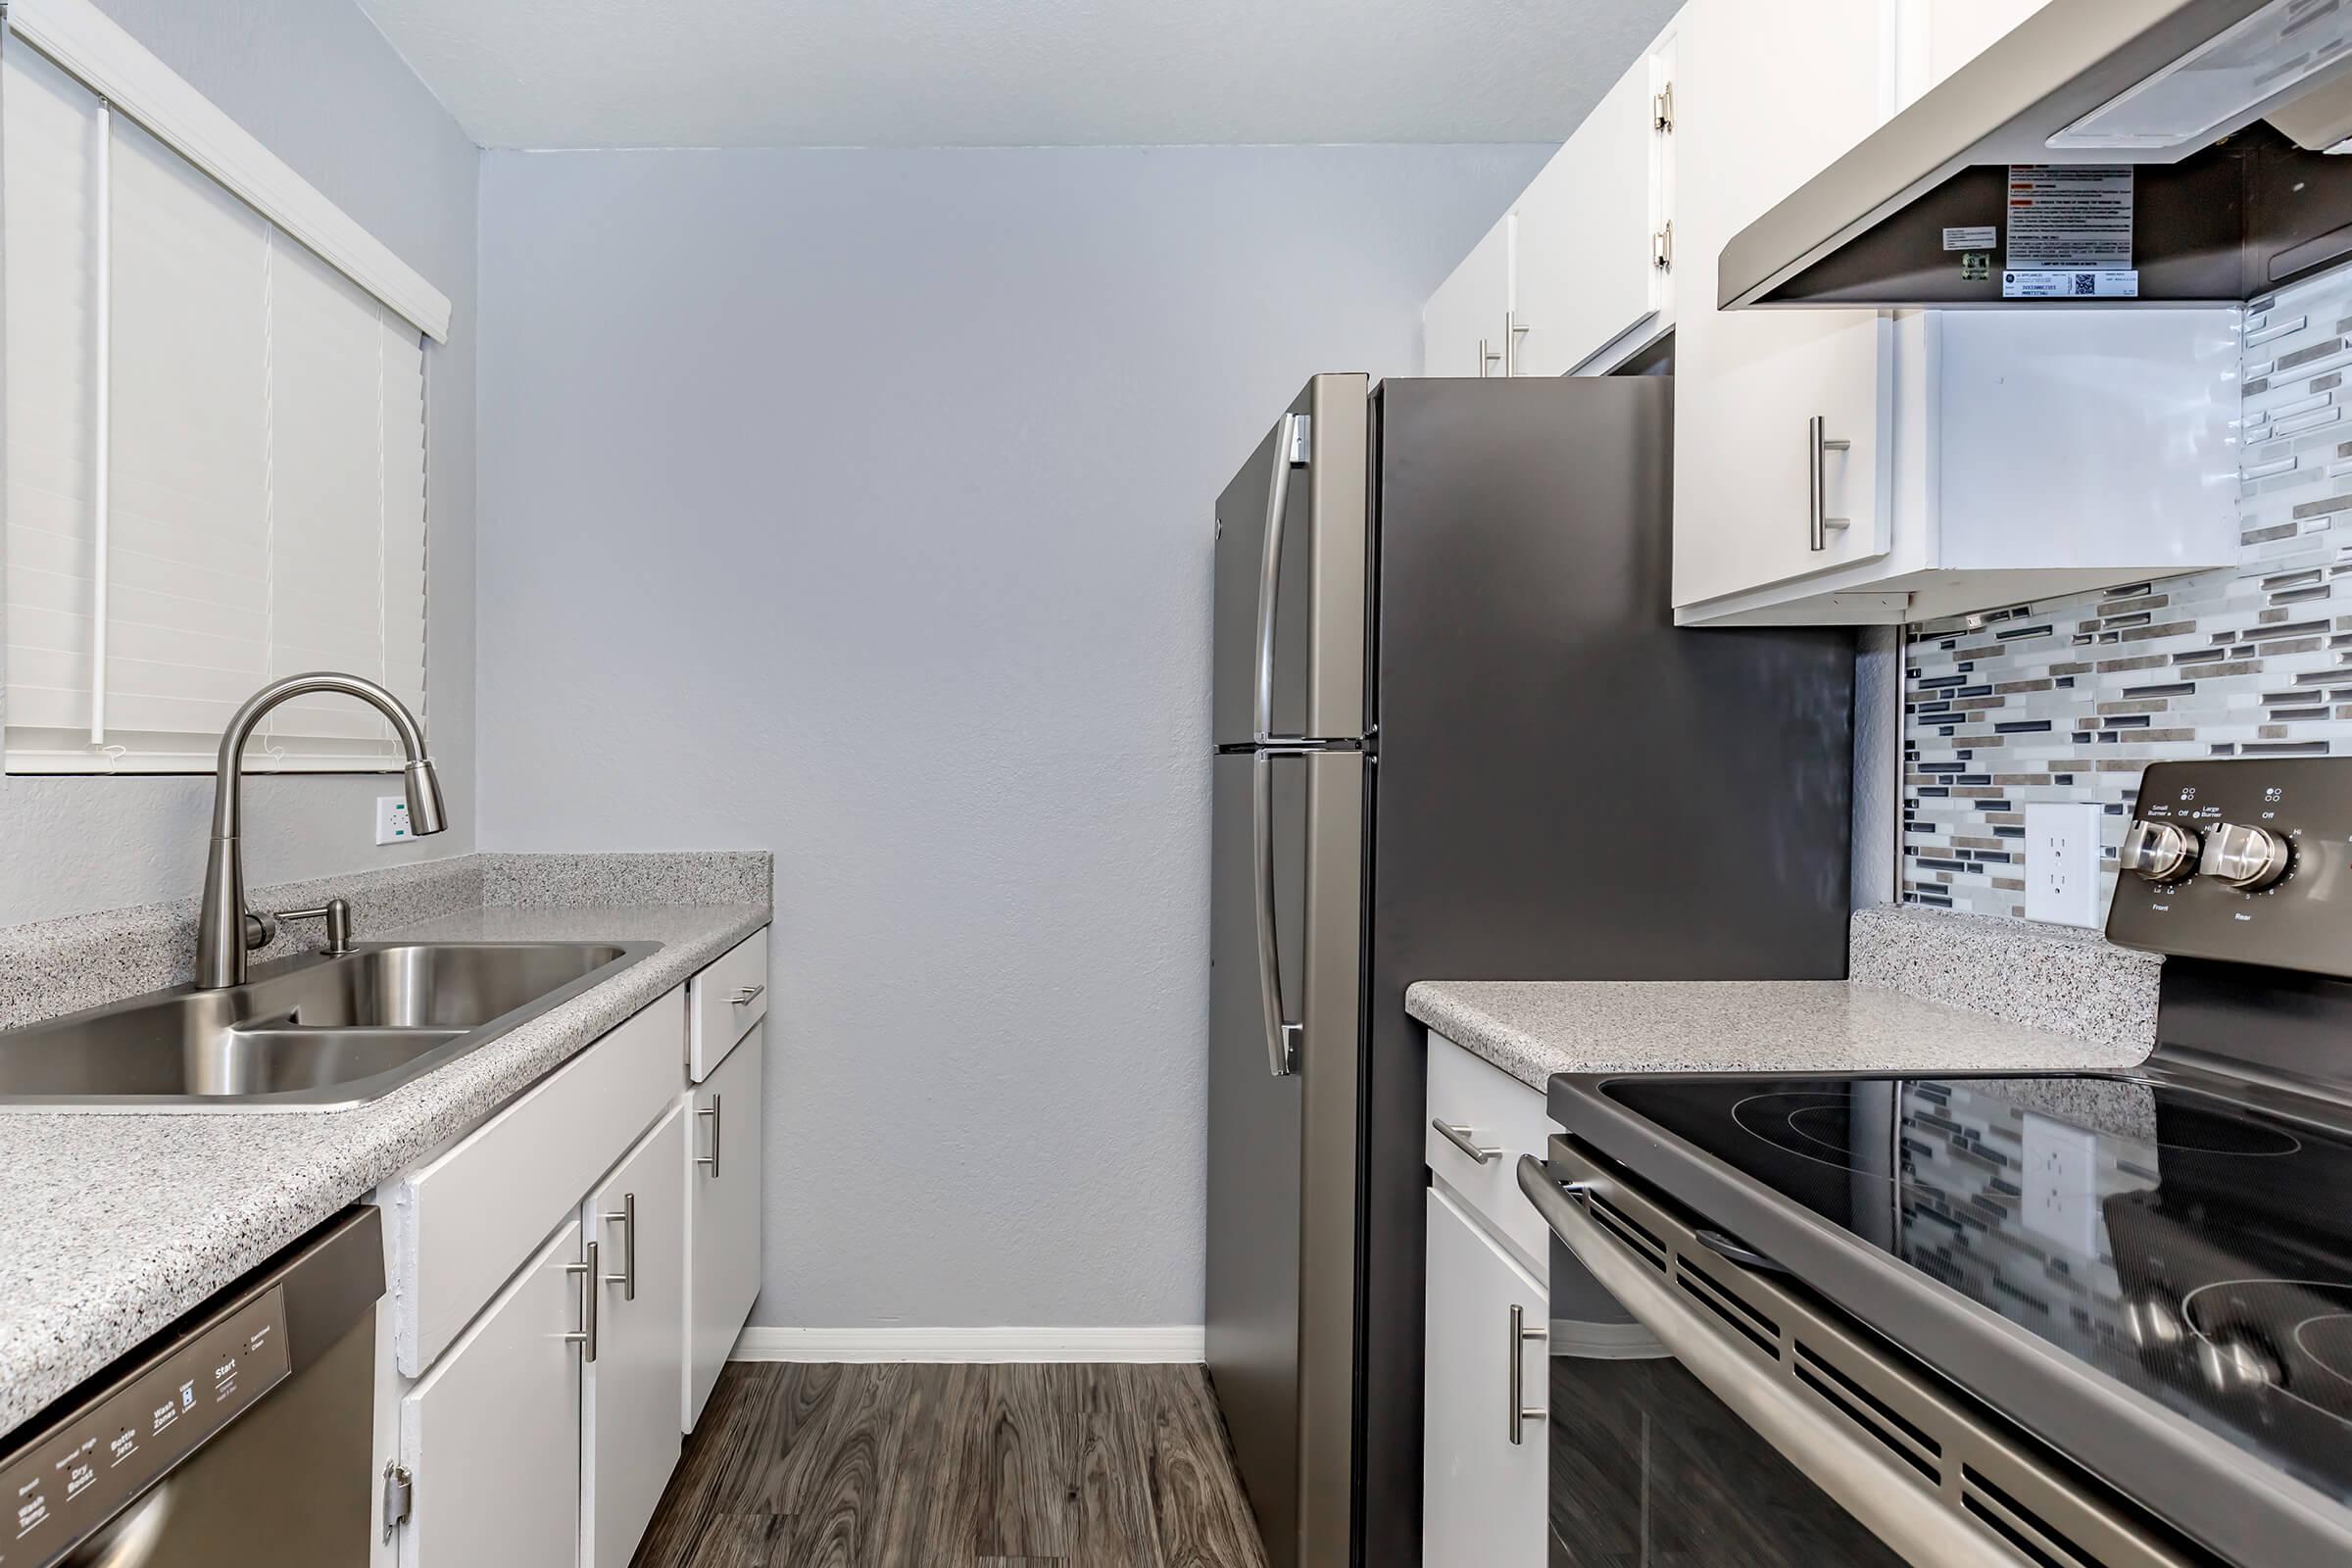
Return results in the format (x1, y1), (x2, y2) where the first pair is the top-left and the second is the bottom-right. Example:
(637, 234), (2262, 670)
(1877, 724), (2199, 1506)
(1596, 1069), (2352, 1509)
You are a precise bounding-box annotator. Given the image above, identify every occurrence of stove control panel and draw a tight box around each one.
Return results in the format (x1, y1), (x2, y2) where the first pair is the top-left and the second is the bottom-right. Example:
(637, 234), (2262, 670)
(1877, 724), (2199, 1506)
(2107, 759), (2352, 977)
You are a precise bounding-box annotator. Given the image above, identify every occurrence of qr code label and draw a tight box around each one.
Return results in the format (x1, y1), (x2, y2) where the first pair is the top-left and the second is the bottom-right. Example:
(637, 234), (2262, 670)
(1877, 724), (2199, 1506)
(2001, 269), (2139, 299)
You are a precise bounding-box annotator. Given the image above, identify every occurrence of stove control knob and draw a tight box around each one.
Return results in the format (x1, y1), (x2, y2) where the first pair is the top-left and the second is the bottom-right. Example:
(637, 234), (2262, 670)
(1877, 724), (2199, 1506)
(2120, 819), (2196, 883)
(2198, 822), (2292, 891)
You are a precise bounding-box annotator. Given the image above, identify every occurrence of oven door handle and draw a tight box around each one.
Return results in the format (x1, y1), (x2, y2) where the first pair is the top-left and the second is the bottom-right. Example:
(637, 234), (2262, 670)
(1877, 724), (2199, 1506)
(1515, 1157), (2027, 1568)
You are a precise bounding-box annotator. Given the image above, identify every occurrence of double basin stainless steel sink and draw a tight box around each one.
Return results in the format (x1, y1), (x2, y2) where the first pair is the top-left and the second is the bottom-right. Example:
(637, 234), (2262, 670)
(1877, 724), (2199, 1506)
(0, 941), (659, 1110)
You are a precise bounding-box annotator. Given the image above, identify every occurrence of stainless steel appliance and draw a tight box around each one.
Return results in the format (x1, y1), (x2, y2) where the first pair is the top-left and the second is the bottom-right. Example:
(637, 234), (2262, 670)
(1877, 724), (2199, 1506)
(1525, 756), (2352, 1567)
(0, 1206), (384, 1566)
(1205, 372), (1858, 1568)
(1721, 0), (2352, 310)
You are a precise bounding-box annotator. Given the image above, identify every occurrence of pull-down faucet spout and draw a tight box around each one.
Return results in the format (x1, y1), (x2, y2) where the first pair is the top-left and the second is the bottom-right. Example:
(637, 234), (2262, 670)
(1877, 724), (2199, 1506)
(195, 671), (446, 990)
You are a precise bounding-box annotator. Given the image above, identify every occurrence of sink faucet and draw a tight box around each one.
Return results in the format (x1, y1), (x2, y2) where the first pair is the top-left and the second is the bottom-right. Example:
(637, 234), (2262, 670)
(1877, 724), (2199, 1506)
(196, 672), (447, 990)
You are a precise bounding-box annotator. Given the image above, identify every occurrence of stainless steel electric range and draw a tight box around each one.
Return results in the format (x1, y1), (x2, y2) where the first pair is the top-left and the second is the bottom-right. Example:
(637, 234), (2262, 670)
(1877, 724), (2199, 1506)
(1521, 759), (2352, 1568)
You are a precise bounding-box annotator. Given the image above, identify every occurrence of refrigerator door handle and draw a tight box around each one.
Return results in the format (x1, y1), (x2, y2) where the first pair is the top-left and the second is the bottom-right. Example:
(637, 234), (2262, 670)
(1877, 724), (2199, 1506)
(1252, 750), (1302, 1077)
(1253, 411), (1310, 743)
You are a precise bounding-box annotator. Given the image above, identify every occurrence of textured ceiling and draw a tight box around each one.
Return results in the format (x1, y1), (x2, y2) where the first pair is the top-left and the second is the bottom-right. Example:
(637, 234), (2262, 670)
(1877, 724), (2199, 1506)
(356, 0), (1680, 149)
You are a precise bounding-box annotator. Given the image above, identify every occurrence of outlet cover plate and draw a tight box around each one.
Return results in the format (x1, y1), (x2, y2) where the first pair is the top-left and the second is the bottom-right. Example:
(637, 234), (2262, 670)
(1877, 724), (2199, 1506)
(376, 796), (414, 846)
(2025, 801), (2105, 928)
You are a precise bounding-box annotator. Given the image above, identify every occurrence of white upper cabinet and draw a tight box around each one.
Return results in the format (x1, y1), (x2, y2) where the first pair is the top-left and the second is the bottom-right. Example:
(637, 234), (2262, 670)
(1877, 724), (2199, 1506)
(1513, 27), (1677, 377)
(1901, 0), (2054, 96)
(1420, 21), (1677, 380)
(1423, 220), (1511, 378)
(1670, 0), (2236, 624)
(1670, 0), (1897, 612)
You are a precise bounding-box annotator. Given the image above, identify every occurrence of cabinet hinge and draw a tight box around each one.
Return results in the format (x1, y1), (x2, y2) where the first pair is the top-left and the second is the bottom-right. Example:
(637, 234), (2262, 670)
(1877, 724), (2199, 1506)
(1652, 82), (1674, 134)
(1652, 220), (1674, 272)
(382, 1462), (414, 1542)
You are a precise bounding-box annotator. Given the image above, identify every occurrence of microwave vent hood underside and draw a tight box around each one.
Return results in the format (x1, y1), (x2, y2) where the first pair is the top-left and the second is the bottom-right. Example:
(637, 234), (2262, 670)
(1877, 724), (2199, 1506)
(1723, 0), (2352, 309)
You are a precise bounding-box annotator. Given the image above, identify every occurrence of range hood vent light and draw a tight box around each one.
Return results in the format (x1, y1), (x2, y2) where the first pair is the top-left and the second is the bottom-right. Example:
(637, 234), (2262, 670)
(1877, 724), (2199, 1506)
(2054, 0), (2352, 151)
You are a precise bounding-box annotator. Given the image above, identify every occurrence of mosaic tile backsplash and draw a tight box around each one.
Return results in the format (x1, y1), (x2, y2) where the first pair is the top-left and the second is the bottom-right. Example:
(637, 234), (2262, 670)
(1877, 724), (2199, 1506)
(1903, 263), (2352, 918)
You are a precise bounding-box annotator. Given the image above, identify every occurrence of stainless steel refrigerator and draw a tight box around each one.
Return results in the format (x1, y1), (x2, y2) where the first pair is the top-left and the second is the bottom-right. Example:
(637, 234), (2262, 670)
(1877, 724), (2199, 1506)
(1204, 372), (1856, 1568)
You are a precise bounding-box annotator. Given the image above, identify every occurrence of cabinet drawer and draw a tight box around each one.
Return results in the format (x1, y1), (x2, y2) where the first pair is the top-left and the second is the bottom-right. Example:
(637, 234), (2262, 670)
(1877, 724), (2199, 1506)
(1425, 1033), (1552, 1273)
(688, 927), (768, 1080)
(393, 989), (684, 1374)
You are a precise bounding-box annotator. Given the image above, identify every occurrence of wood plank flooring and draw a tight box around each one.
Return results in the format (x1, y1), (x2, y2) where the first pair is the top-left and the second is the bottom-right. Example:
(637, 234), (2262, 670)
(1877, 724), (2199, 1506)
(632, 1363), (1273, 1568)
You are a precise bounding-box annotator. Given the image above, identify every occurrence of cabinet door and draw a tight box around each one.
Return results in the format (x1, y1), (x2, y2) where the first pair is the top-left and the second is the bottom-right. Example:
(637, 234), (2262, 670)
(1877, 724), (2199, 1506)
(582, 1103), (688, 1568)
(1422, 219), (1510, 378)
(1514, 31), (1673, 376)
(1423, 1189), (1545, 1568)
(685, 1024), (765, 1430)
(399, 1220), (583, 1568)
(1915, 0), (2051, 95)
(1670, 0), (1895, 610)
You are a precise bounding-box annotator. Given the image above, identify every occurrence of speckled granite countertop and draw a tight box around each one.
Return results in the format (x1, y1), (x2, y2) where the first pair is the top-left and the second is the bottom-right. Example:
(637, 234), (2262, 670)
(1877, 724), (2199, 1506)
(0, 894), (769, 1441)
(1405, 978), (2151, 1093)
(1405, 904), (2164, 1093)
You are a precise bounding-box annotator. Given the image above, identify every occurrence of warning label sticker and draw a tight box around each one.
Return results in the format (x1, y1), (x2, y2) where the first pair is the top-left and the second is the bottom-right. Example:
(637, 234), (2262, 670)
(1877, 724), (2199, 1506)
(1941, 225), (1997, 252)
(2006, 167), (2132, 270)
(2001, 270), (2139, 299)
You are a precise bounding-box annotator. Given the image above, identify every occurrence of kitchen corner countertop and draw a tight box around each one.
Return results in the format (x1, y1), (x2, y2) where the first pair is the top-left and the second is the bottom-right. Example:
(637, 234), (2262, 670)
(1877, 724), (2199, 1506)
(1404, 978), (2153, 1094)
(0, 899), (770, 1443)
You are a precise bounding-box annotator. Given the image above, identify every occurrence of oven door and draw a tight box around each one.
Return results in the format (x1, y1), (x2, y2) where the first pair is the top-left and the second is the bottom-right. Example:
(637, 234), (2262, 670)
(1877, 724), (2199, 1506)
(1520, 1142), (2192, 1568)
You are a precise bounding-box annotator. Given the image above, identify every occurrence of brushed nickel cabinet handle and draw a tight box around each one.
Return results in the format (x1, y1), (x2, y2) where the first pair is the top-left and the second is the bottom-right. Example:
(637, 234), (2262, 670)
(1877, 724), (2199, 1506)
(1431, 1118), (1500, 1165)
(1508, 1301), (1548, 1444)
(1808, 414), (1853, 552)
(696, 1094), (722, 1177)
(564, 1240), (599, 1362)
(1504, 311), (1529, 376)
(603, 1192), (637, 1300)
(1478, 338), (1500, 378)
(731, 984), (764, 1006)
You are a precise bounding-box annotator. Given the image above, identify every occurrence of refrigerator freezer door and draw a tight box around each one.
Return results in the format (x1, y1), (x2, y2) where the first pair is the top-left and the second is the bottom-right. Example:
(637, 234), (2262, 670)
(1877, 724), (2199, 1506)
(1205, 746), (1364, 1568)
(1212, 375), (1371, 748)
(1352, 374), (1855, 1568)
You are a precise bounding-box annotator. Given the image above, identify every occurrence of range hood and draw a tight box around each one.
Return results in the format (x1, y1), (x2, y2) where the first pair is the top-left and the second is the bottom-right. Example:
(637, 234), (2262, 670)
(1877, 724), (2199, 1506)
(1723, 0), (2352, 309)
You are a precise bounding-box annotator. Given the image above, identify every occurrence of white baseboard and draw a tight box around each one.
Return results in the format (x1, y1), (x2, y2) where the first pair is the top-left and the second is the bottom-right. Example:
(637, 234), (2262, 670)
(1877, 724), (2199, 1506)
(730, 1325), (1206, 1364)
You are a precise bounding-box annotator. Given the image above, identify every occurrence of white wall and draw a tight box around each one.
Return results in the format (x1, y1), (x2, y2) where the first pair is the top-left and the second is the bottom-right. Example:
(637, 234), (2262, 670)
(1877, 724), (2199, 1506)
(476, 144), (1548, 1329)
(0, 0), (479, 923)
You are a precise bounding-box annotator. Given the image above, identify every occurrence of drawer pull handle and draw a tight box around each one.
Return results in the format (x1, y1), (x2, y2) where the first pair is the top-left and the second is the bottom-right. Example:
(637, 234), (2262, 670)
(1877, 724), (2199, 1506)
(1507, 1301), (1548, 1444)
(1432, 1118), (1500, 1165)
(731, 984), (765, 1006)
(697, 1093), (722, 1178)
(603, 1192), (637, 1300)
(564, 1241), (599, 1362)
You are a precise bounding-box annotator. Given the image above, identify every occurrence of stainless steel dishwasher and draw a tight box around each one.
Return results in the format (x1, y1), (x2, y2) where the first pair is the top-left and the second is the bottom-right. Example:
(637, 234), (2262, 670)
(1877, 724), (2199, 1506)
(0, 1206), (383, 1566)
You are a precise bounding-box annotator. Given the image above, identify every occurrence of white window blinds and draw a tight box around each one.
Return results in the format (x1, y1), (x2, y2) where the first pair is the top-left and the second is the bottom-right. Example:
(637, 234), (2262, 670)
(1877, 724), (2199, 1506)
(3, 35), (428, 773)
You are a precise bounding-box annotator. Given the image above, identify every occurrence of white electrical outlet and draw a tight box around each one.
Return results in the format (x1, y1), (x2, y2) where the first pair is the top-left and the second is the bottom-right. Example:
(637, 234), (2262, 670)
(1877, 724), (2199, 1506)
(2025, 801), (2104, 928)
(375, 796), (414, 846)
(2021, 1112), (2103, 1258)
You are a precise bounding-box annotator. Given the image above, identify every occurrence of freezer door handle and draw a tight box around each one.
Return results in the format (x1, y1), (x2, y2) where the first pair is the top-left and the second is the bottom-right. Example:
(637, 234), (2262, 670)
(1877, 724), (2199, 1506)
(1252, 411), (1310, 743)
(1252, 750), (1302, 1077)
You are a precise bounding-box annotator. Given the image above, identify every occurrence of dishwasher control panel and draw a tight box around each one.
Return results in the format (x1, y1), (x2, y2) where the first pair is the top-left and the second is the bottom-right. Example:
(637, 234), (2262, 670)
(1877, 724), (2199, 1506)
(0, 1283), (289, 1566)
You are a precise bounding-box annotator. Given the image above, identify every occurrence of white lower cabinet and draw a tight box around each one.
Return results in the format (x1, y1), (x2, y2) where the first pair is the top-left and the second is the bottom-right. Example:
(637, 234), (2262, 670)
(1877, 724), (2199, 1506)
(398, 1220), (585, 1568)
(1423, 1187), (1547, 1568)
(381, 957), (770, 1568)
(583, 1103), (688, 1568)
(684, 1022), (765, 1430)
